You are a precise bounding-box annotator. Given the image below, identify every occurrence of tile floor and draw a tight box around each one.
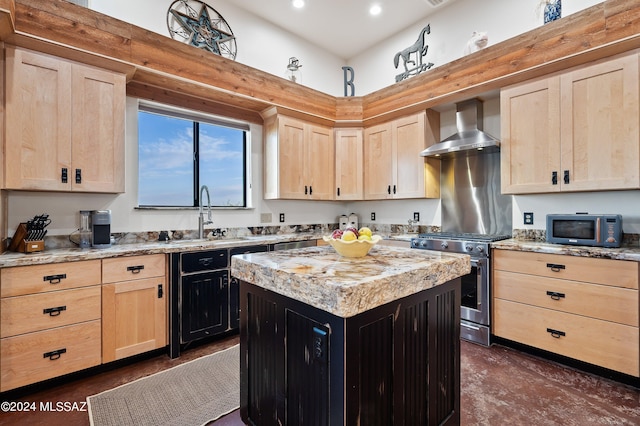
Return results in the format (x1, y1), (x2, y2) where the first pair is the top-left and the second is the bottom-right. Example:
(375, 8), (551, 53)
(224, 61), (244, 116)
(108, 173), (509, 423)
(0, 335), (638, 425)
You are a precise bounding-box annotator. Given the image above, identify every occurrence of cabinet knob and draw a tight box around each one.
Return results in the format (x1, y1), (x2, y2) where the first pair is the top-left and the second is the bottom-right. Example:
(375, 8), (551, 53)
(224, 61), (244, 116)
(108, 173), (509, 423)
(546, 328), (566, 338)
(43, 306), (67, 316)
(546, 291), (565, 300)
(43, 348), (67, 360)
(546, 263), (565, 272)
(43, 274), (67, 284)
(127, 265), (145, 273)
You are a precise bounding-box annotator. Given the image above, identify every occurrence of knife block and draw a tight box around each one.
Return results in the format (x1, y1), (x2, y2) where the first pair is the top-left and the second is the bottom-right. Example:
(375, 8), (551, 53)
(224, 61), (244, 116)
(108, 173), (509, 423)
(8, 223), (45, 253)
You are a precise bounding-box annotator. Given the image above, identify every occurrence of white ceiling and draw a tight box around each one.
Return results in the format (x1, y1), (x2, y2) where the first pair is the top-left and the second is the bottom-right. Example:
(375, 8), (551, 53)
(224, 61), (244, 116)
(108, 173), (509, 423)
(231, 0), (458, 59)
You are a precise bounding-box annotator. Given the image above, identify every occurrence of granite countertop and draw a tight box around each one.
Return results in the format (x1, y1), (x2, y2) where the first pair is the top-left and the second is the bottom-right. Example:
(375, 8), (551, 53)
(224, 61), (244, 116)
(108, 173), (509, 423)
(492, 239), (640, 262)
(230, 245), (470, 318)
(0, 233), (324, 268)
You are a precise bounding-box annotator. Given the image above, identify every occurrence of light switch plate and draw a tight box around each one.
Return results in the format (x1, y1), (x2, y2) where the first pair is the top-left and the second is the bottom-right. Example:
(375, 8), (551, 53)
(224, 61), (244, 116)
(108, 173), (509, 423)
(279, 213), (285, 223)
(413, 212), (420, 221)
(371, 212), (376, 221)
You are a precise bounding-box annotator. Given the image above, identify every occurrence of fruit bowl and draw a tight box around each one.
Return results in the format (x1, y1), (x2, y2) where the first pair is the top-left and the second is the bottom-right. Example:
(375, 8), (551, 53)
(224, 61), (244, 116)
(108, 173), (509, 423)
(322, 235), (382, 258)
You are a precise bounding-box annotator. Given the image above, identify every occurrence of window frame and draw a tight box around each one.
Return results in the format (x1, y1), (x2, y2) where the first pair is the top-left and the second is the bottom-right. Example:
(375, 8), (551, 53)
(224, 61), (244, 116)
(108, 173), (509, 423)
(137, 100), (252, 209)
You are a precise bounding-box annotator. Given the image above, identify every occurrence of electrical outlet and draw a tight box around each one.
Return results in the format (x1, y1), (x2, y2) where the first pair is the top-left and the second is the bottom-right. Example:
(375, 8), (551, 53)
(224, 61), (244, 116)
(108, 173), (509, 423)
(524, 212), (534, 225)
(413, 212), (420, 221)
(260, 213), (272, 223)
(279, 213), (285, 223)
(371, 212), (376, 221)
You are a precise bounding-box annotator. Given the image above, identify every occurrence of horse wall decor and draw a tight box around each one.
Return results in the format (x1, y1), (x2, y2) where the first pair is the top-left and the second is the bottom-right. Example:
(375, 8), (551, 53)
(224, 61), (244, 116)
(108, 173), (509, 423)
(394, 24), (434, 82)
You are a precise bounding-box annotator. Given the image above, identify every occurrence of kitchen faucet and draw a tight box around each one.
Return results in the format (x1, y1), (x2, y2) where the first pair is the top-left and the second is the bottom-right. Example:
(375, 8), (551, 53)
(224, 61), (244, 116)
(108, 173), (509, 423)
(198, 185), (213, 239)
(408, 218), (419, 233)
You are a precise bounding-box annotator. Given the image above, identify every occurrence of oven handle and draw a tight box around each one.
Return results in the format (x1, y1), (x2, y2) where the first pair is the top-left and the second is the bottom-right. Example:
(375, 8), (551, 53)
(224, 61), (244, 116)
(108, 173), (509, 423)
(461, 322), (481, 331)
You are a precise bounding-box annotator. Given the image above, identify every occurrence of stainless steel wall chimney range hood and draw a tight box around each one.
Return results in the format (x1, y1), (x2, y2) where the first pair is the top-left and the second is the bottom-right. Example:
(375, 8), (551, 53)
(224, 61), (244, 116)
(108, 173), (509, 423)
(420, 98), (499, 157)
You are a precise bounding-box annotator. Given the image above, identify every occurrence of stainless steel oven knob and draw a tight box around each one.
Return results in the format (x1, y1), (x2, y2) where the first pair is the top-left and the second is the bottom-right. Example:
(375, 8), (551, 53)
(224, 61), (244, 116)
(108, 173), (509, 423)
(440, 241), (448, 249)
(477, 246), (485, 253)
(465, 244), (474, 252)
(420, 240), (428, 248)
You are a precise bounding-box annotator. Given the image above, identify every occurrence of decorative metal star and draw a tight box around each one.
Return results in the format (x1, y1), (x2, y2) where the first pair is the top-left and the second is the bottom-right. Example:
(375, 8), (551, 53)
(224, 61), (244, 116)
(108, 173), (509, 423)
(169, 4), (235, 55)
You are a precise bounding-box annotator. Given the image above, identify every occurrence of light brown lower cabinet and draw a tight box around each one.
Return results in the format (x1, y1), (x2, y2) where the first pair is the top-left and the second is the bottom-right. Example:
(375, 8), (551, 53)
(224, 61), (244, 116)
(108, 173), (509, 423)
(0, 321), (101, 392)
(492, 249), (640, 377)
(102, 277), (167, 363)
(101, 254), (167, 363)
(0, 254), (168, 391)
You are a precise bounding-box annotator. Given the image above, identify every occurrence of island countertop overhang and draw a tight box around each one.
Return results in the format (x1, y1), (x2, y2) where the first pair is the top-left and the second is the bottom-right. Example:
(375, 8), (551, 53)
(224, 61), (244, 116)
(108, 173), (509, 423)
(230, 245), (470, 318)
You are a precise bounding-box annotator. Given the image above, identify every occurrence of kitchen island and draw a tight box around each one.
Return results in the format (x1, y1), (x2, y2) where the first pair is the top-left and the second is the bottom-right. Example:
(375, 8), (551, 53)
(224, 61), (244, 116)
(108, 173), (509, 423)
(231, 244), (470, 426)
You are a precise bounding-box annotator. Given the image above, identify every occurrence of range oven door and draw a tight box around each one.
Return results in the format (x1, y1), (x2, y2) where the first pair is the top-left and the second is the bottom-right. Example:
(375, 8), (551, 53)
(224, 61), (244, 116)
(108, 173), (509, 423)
(459, 257), (489, 326)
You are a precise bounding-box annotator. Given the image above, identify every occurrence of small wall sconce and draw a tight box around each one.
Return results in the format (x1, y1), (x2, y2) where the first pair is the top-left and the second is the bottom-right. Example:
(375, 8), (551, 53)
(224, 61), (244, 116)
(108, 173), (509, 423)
(286, 57), (302, 83)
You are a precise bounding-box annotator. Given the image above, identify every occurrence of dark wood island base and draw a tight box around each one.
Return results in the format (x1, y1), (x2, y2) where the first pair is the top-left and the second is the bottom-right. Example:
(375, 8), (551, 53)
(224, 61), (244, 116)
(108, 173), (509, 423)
(239, 278), (461, 426)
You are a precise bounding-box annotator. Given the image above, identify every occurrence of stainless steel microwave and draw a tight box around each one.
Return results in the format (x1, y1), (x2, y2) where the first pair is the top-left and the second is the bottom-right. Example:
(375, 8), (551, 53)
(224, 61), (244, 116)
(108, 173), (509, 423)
(546, 214), (623, 248)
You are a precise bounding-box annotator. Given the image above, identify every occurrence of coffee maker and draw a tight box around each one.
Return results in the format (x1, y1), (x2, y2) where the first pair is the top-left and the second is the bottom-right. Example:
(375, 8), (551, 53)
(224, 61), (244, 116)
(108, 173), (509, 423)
(90, 210), (111, 248)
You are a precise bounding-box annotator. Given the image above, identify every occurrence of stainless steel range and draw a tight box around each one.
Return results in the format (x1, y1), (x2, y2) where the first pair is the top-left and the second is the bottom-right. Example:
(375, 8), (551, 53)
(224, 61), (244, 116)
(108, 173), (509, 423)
(411, 232), (510, 346)
(416, 98), (513, 346)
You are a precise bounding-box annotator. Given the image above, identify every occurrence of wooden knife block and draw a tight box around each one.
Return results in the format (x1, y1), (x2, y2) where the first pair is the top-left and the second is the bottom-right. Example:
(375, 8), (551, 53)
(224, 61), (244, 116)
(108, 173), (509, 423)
(8, 223), (45, 253)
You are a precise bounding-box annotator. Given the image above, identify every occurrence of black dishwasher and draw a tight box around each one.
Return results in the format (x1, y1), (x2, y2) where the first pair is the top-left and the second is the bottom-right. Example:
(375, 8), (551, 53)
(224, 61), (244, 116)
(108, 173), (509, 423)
(170, 249), (227, 358)
(169, 245), (268, 358)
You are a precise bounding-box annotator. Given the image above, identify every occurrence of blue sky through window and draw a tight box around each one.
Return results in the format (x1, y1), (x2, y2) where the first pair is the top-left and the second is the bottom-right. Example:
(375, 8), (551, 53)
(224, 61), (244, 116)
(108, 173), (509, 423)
(138, 111), (245, 207)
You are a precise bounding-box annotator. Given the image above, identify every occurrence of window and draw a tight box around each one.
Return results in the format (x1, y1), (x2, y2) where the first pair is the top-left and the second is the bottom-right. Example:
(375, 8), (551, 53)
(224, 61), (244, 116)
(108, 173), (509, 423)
(137, 103), (249, 208)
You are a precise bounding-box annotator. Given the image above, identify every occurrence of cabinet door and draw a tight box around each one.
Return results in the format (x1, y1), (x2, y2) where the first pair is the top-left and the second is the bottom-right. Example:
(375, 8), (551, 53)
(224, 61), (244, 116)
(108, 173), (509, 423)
(394, 112), (427, 198)
(71, 64), (125, 193)
(180, 269), (228, 342)
(102, 277), (167, 362)
(335, 128), (363, 200)
(500, 77), (561, 194)
(363, 122), (393, 199)
(560, 53), (640, 191)
(277, 116), (306, 199)
(4, 47), (72, 190)
(306, 123), (335, 200)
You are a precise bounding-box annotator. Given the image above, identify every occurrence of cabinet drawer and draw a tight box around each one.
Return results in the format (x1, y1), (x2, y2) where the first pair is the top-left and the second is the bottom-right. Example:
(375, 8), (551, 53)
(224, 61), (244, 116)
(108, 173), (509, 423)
(0, 260), (102, 298)
(493, 250), (639, 289)
(494, 270), (638, 326)
(102, 254), (166, 283)
(494, 299), (639, 377)
(0, 320), (101, 392)
(1, 286), (101, 338)
(181, 249), (228, 273)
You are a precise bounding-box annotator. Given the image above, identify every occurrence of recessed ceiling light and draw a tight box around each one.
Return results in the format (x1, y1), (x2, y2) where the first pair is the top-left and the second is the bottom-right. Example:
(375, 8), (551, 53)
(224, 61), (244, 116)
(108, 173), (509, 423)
(369, 4), (382, 16)
(292, 0), (305, 8)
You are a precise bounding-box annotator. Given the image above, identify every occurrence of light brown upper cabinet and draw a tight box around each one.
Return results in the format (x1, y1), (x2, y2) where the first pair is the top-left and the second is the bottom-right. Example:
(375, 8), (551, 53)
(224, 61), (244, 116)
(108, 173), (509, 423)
(4, 46), (125, 193)
(363, 111), (440, 200)
(263, 112), (335, 200)
(334, 128), (364, 200)
(501, 52), (640, 194)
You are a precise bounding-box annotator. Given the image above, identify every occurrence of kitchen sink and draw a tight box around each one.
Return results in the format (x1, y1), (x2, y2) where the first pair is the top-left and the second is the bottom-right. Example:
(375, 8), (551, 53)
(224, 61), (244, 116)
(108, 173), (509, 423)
(167, 238), (247, 245)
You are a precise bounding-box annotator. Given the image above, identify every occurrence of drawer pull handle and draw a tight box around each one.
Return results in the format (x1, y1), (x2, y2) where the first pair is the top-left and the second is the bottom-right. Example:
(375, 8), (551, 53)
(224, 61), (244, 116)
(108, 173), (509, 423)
(546, 328), (566, 338)
(43, 274), (67, 284)
(43, 348), (67, 360)
(546, 291), (565, 300)
(198, 258), (214, 267)
(546, 263), (565, 272)
(43, 306), (67, 316)
(127, 265), (145, 274)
